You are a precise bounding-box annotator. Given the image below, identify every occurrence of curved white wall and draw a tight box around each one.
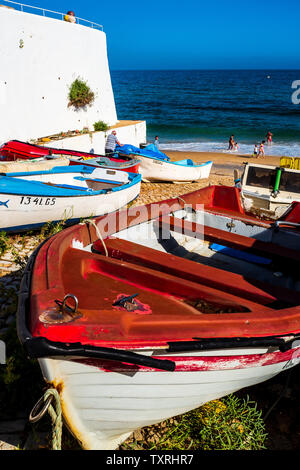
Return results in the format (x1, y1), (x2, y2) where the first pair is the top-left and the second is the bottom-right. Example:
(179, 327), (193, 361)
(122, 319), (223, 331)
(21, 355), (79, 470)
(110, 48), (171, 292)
(0, 8), (118, 142)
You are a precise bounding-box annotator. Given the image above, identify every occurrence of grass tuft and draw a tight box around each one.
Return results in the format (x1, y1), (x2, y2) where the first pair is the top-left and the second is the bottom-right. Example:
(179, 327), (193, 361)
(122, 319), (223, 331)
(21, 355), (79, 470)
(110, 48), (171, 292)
(120, 395), (268, 451)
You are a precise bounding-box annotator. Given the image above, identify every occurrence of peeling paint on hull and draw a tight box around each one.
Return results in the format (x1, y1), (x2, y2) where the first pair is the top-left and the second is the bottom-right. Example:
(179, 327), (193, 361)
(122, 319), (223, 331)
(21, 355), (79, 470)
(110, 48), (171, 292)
(39, 345), (300, 450)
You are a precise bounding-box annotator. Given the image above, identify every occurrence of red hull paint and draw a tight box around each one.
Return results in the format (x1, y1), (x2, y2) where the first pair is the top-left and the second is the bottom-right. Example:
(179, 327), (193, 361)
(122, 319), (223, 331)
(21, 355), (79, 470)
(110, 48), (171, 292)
(0, 140), (140, 173)
(75, 346), (300, 373)
(25, 187), (300, 353)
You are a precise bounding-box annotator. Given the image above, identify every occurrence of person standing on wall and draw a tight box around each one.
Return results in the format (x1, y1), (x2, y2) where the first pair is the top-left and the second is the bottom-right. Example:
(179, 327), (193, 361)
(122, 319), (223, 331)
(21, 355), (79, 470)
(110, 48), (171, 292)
(105, 130), (122, 157)
(64, 11), (76, 23)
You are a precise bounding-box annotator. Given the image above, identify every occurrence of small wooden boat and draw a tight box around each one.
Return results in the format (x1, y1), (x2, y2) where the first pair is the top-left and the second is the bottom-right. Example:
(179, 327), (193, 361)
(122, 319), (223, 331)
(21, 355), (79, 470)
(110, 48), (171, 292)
(0, 157), (71, 173)
(0, 165), (141, 232)
(239, 161), (300, 219)
(116, 144), (213, 182)
(0, 140), (141, 174)
(17, 185), (300, 450)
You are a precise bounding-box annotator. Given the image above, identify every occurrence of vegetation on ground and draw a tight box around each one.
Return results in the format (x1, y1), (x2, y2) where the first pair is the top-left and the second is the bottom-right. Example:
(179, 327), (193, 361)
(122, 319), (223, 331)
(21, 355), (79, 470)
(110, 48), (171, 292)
(39, 219), (68, 240)
(0, 231), (10, 257)
(120, 395), (267, 451)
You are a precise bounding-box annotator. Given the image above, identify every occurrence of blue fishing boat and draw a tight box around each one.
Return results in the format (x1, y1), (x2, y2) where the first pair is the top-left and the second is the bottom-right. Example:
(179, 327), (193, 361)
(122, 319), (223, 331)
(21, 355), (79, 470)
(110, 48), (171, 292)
(0, 165), (141, 232)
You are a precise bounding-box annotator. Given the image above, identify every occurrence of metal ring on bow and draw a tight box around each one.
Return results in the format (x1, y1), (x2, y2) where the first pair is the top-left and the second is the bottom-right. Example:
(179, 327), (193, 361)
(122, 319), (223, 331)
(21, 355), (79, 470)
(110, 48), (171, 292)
(29, 394), (54, 424)
(62, 294), (78, 314)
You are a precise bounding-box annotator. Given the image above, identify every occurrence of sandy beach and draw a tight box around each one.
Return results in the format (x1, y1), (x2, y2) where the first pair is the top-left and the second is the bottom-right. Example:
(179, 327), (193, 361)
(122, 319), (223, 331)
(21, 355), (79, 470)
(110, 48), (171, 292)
(165, 149), (282, 171)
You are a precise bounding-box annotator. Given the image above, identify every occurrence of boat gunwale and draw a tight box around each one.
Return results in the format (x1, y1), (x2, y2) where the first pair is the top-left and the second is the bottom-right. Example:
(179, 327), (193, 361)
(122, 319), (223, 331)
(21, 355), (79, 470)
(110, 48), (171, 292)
(0, 166), (141, 197)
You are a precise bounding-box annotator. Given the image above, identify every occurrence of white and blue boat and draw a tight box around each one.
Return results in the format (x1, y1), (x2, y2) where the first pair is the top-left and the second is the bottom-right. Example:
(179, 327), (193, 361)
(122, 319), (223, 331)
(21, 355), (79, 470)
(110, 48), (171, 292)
(116, 144), (213, 182)
(0, 165), (141, 232)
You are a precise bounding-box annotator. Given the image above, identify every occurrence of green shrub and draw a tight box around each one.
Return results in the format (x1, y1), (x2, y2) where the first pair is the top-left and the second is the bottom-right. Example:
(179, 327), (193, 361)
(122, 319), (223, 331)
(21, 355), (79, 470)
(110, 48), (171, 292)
(0, 231), (9, 256)
(93, 121), (109, 132)
(68, 78), (95, 109)
(120, 395), (267, 450)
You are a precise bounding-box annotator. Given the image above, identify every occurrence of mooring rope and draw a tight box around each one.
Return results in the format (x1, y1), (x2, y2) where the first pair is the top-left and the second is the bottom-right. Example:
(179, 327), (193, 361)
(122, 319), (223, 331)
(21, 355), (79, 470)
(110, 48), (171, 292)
(44, 388), (62, 450)
(81, 218), (108, 257)
(29, 388), (62, 450)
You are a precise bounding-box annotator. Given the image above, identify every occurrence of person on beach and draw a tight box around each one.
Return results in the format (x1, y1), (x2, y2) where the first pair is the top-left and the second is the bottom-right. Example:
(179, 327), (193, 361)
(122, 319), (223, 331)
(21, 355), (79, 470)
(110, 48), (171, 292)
(105, 130), (122, 157)
(253, 144), (258, 158)
(257, 141), (265, 158)
(154, 136), (159, 149)
(228, 135), (234, 150)
(266, 131), (273, 145)
(64, 11), (76, 23)
(233, 142), (239, 152)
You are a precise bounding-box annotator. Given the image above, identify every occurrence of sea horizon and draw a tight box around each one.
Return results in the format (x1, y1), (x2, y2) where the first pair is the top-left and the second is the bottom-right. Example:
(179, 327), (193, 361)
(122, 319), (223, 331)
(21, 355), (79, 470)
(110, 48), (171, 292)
(111, 68), (300, 71)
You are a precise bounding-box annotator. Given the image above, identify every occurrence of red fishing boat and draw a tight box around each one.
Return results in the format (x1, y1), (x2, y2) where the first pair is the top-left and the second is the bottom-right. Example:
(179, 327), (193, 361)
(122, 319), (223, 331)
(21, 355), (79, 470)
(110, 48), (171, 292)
(17, 185), (300, 450)
(0, 140), (140, 174)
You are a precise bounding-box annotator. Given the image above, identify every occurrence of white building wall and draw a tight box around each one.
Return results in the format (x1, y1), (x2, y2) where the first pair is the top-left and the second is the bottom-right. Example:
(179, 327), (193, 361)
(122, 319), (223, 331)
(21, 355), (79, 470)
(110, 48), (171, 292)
(0, 7), (119, 142)
(43, 121), (147, 154)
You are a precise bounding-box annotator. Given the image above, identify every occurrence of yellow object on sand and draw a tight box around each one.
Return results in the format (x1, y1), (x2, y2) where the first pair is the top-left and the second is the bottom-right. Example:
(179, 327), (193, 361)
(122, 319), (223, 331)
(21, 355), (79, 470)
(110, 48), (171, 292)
(42, 137), (51, 142)
(294, 158), (300, 170)
(280, 156), (294, 169)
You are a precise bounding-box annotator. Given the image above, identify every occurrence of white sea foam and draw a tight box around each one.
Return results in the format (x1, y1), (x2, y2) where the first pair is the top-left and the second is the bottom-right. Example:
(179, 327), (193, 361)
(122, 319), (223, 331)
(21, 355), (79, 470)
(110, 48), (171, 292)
(159, 141), (300, 157)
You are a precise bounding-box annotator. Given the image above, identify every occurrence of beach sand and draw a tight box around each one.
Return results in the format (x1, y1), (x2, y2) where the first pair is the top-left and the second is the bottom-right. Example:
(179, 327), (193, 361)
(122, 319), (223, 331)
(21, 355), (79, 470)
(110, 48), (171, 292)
(132, 148), (280, 206)
(166, 149), (281, 171)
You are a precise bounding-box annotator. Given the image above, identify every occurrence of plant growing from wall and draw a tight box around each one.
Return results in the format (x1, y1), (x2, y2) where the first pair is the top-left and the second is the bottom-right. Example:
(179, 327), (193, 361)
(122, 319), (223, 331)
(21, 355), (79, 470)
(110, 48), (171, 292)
(68, 78), (95, 109)
(93, 121), (109, 132)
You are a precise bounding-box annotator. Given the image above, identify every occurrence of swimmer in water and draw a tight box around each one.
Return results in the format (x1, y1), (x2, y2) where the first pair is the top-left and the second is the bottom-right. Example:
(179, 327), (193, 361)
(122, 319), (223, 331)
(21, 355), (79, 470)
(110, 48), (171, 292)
(266, 131), (273, 145)
(228, 135), (234, 150)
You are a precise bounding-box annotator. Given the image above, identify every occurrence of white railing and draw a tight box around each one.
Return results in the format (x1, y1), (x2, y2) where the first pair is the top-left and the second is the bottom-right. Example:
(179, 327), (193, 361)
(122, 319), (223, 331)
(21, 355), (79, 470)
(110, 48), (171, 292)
(0, 0), (103, 30)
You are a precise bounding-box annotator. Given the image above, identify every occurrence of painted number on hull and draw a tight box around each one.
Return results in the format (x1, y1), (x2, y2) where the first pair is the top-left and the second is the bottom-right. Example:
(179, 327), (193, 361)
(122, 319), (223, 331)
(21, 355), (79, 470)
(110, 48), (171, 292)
(20, 196), (56, 206)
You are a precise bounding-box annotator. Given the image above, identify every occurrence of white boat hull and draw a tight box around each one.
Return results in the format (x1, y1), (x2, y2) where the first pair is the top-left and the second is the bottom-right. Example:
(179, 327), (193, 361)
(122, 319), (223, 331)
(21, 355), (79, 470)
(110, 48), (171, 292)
(0, 185), (140, 231)
(137, 156), (212, 182)
(39, 345), (300, 450)
(0, 169), (141, 231)
(242, 190), (297, 218)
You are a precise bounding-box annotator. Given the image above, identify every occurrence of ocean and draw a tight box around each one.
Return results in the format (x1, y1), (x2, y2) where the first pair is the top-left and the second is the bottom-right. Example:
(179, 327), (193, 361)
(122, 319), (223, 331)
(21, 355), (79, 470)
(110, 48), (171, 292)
(111, 70), (300, 157)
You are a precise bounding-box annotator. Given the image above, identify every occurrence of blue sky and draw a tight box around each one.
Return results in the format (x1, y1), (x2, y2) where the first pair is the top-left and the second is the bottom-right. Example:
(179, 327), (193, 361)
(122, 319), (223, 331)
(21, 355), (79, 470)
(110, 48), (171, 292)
(6, 0), (300, 70)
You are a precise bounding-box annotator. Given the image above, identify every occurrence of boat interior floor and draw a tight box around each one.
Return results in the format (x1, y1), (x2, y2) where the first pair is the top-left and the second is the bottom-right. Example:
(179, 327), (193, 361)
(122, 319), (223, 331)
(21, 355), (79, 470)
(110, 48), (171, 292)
(95, 220), (296, 300)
